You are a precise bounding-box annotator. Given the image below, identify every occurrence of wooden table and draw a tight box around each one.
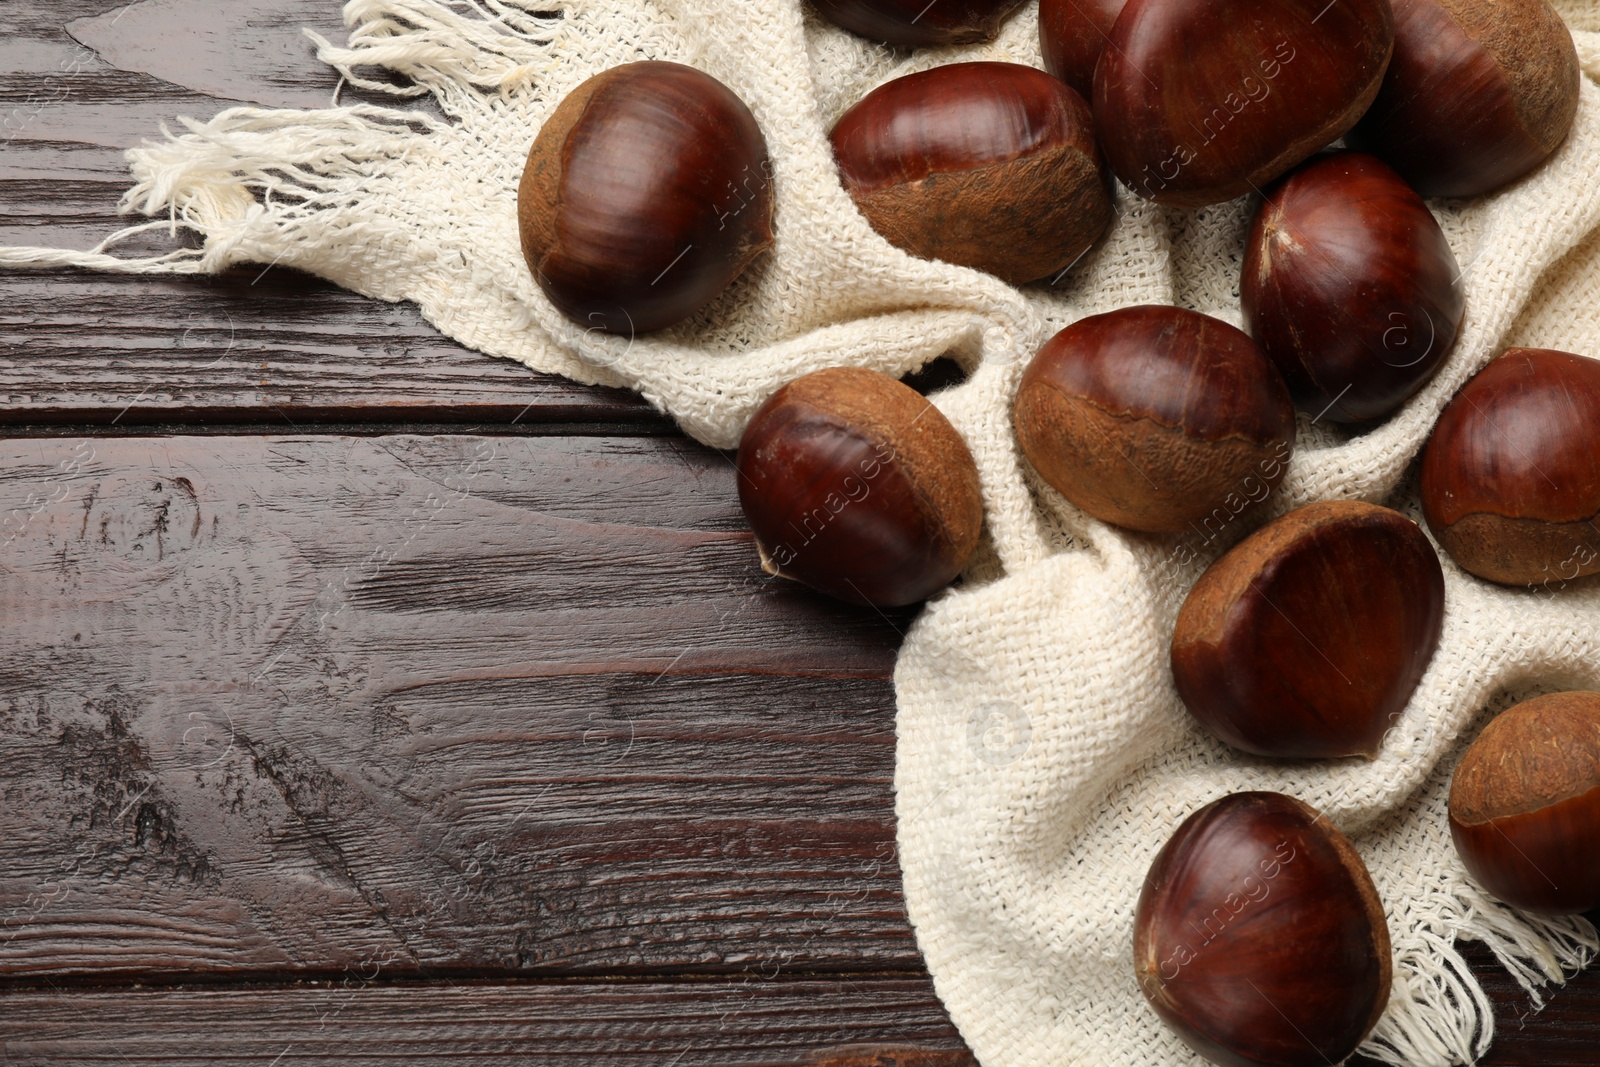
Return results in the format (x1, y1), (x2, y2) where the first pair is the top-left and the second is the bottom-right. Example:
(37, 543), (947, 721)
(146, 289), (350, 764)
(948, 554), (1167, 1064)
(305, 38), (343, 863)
(1, 3), (1596, 1064)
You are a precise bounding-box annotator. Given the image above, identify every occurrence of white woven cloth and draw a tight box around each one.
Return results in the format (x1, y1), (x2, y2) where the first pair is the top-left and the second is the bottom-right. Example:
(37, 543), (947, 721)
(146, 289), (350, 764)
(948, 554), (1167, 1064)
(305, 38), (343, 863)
(7, 1), (1600, 1062)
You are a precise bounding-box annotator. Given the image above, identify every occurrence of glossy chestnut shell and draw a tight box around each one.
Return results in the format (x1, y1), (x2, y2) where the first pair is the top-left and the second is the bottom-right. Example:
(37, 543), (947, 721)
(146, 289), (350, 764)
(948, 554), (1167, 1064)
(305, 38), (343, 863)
(1450, 691), (1600, 914)
(1243, 152), (1465, 424)
(1172, 501), (1446, 759)
(1420, 347), (1600, 587)
(518, 61), (774, 335)
(736, 367), (984, 607)
(807, 0), (1026, 47)
(1038, 0), (1128, 99)
(1094, 0), (1394, 209)
(1135, 791), (1393, 1067)
(830, 62), (1111, 286)
(1014, 305), (1295, 533)
(1350, 0), (1580, 198)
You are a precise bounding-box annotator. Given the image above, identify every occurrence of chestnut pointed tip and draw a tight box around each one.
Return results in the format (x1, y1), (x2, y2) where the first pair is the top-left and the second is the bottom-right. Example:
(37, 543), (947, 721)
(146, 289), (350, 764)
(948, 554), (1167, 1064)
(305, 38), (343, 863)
(752, 538), (788, 581)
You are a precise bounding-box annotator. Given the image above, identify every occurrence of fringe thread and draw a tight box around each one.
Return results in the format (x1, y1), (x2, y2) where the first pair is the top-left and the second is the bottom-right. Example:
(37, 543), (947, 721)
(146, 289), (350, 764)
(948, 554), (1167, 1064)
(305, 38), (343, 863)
(3, 4), (1598, 1062)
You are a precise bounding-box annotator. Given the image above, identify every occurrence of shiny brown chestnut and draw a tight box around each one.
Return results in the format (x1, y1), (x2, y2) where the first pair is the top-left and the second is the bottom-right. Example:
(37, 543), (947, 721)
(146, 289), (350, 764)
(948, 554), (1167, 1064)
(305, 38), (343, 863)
(1094, 0), (1394, 209)
(1014, 305), (1295, 533)
(1450, 692), (1600, 914)
(1038, 0), (1128, 99)
(1350, 0), (1580, 198)
(518, 62), (774, 335)
(1419, 348), (1600, 587)
(736, 367), (984, 607)
(808, 0), (1025, 46)
(1243, 152), (1465, 424)
(830, 62), (1111, 286)
(1172, 501), (1446, 759)
(1135, 791), (1392, 1067)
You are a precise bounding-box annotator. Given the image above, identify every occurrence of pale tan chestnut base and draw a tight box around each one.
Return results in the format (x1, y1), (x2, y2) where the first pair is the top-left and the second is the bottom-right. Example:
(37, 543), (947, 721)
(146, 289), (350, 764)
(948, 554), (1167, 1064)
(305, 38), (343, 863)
(1435, 510), (1600, 587)
(1013, 380), (1284, 534)
(851, 143), (1110, 287)
(516, 76), (604, 284)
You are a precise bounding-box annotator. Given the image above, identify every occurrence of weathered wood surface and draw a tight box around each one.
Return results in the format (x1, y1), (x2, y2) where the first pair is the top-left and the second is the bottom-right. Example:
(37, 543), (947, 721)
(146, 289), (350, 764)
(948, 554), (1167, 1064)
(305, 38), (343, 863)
(0, 0), (657, 428)
(0, 981), (976, 1066)
(0, 964), (1597, 1066)
(0, 434), (915, 980)
(0, 265), (660, 429)
(1, 432), (1596, 1064)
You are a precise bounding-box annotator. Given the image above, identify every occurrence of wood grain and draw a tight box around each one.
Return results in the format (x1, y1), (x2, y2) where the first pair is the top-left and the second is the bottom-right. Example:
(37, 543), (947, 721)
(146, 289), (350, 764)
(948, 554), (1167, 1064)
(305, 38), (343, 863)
(0, 265), (660, 429)
(0, 964), (1597, 1066)
(0, 0), (655, 428)
(0, 980), (974, 1066)
(2, 432), (1595, 1062)
(0, 434), (916, 980)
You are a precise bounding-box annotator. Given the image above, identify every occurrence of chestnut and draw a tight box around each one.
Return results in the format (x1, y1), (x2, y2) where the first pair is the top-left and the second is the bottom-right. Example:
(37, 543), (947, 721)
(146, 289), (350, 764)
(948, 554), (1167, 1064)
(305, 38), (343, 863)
(1094, 0), (1394, 209)
(518, 61), (774, 335)
(1172, 501), (1446, 759)
(1450, 692), (1600, 914)
(736, 367), (984, 607)
(830, 62), (1111, 286)
(1135, 791), (1392, 1067)
(1242, 152), (1465, 424)
(1013, 305), (1295, 534)
(1038, 0), (1128, 100)
(807, 0), (1025, 47)
(1419, 347), (1600, 587)
(1350, 0), (1580, 198)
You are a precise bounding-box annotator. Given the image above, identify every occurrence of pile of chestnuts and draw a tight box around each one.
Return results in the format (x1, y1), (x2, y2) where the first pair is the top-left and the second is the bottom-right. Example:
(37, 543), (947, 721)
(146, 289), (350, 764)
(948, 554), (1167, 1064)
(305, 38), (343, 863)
(510, 0), (1597, 1061)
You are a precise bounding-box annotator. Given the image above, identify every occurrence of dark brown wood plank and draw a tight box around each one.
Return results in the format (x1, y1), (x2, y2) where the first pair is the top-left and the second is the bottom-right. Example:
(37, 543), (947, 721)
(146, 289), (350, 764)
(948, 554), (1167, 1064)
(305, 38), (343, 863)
(0, 0), (656, 427)
(1, 961), (1598, 1067)
(0, 265), (661, 429)
(2, 432), (1596, 1062)
(0, 434), (916, 980)
(0, 979), (974, 1066)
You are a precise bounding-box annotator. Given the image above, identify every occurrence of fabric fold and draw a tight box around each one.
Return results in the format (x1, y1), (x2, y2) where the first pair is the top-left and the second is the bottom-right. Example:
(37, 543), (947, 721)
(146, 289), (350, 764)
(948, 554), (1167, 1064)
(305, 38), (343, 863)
(5, 2), (1600, 1063)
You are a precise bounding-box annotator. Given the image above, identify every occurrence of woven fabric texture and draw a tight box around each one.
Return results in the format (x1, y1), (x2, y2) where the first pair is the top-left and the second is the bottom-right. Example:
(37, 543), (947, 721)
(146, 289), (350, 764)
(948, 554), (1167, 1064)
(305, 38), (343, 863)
(5, 1), (1600, 1063)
